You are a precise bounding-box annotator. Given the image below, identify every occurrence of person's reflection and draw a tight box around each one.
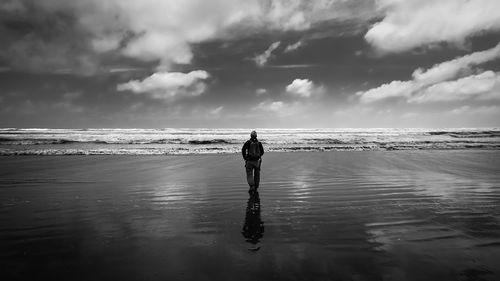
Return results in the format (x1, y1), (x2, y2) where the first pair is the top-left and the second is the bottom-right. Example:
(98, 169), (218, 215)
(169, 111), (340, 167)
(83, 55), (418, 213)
(242, 191), (264, 251)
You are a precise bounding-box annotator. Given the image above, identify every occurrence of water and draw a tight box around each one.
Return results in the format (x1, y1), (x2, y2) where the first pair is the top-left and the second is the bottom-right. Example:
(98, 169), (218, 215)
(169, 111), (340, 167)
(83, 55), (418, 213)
(1, 151), (499, 280)
(1, 128), (500, 155)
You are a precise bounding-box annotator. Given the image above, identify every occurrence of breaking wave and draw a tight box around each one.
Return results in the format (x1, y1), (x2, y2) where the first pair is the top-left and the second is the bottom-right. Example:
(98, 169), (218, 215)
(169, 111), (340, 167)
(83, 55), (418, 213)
(1, 128), (499, 155)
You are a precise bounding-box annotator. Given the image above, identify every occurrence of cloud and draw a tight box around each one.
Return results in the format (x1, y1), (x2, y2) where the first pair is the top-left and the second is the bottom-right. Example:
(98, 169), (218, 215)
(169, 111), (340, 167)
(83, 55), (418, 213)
(365, 0), (500, 53)
(254, 100), (284, 112)
(116, 70), (210, 101)
(108, 67), (145, 73)
(252, 100), (307, 117)
(357, 43), (500, 103)
(409, 71), (500, 103)
(0, 0), (374, 74)
(256, 88), (268, 95)
(412, 43), (500, 85)
(450, 105), (500, 115)
(284, 41), (303, 53)
(210, 106), (224, 115)
(266, 64), (317, 69)
(253, 41), (281, 67)
(261, 0), (375, 31)
(357, 80), (413, 103)
(286, 78), (322, 98)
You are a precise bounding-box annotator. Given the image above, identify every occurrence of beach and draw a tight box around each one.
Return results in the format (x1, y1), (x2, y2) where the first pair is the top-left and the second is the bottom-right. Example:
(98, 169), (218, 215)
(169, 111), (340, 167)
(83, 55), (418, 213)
(1, 151), (500, 280)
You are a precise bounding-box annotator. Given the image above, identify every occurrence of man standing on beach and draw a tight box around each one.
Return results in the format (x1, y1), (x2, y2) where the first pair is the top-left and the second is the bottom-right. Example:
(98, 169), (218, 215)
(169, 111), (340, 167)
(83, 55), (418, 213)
(242, 130), (264, 193)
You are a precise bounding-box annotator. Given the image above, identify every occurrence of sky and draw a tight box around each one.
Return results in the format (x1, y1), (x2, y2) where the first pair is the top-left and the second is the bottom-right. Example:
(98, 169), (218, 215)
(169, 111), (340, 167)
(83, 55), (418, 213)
(1, 0), (500, 128)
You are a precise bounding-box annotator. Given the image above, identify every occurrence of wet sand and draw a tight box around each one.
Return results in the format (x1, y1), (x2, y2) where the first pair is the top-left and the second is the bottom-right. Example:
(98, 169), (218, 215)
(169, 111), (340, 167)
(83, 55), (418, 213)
(1, 151), (500, 280)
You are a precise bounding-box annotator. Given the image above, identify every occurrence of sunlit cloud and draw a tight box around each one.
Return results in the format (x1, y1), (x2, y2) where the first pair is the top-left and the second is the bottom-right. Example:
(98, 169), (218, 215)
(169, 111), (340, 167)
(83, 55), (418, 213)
(253, 100), (284, 112)
(412, 43), (500, 85)
(117, 70), (210, 101)
(284, 41), (303, 53)
(253, 41), (281, 67)
(286, 78), (323, 98)
(357, 43), (500, 103)
(357, 80), (413, 103)
(409, 71), (500, 103)
(365, 0), (500, 53)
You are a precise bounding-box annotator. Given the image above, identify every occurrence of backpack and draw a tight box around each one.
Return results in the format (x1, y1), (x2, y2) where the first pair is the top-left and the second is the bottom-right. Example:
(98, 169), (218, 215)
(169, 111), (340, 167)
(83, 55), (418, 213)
(248, 140), (261, 159)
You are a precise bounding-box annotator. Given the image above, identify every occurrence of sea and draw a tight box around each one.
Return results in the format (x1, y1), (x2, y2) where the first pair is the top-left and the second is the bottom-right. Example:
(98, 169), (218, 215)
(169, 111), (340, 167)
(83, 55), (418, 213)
(1, 128), (499, 155)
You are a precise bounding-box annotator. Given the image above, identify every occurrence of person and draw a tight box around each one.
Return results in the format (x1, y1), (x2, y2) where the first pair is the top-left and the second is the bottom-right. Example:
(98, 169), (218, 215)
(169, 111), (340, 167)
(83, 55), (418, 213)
(241, 130), (264, 193)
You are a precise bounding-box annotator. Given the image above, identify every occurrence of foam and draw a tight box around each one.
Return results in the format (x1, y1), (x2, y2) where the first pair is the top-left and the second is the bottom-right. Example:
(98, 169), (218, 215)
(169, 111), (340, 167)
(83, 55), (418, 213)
(0, 128), (499, 155)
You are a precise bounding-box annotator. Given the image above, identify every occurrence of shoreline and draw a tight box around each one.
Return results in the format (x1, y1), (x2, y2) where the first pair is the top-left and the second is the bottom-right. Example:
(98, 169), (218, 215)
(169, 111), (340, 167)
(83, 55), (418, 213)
(1, 147), (500, 156)
(1, 127), (499, 155)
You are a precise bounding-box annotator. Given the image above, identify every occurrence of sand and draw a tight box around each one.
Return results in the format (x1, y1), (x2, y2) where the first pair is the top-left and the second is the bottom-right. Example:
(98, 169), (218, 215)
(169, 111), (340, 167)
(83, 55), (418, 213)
(1, 151), (500, 280)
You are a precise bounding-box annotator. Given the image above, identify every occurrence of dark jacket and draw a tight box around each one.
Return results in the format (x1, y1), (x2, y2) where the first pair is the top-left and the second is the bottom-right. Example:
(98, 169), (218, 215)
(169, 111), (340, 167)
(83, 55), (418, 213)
(242, 138), (264, 161)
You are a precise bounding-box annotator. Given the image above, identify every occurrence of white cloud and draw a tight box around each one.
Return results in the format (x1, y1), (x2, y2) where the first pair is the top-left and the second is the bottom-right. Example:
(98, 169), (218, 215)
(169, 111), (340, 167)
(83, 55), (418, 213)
(108, 67), (144, 73)
(409, 71), (500, 103)
(357, 80), (413, 103)
(266, 1), (308, 31)
(256, 88), (268, 95)
(262, 0), (373, 31)
(266, 64), (316, 69)
(412, 43), (500, 85)
(116, 70), (210, 101)
(365, 0), (500, 53)
(450, 105), (500, 115)
(254, 100), (284, 112)
(252, 100), (306, 117)
(210, 106), (224, 115)
(284, 41), (303, 53)
(286, 78), (322, 98)
(253, 41), (281, 67)
(357, 43), (500, 103)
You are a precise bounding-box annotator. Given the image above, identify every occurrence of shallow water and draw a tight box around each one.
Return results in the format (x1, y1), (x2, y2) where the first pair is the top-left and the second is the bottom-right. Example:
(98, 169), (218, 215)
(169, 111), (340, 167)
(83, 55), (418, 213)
(1, 151), (499, 280)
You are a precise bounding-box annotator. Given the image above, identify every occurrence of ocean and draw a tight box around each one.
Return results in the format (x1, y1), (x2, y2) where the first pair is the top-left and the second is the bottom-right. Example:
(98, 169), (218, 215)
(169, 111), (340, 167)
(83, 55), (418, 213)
(1, 128), (500, 155)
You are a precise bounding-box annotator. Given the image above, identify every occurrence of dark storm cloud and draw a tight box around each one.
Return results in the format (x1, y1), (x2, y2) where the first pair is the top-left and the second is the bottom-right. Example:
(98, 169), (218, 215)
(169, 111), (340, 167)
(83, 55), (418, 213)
(0, 1), (102, 74)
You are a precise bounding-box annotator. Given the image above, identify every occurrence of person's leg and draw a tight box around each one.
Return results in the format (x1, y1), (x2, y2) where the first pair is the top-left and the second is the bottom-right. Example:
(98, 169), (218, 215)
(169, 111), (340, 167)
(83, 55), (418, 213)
(246, 161), (255, 187)
(254, 161), (260, 189)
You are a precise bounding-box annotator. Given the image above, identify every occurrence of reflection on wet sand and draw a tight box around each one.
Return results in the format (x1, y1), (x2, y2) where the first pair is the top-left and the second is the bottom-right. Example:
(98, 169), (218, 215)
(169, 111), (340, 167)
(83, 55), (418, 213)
(1, 152), (499, 280)
(242, 191), (264, 251)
